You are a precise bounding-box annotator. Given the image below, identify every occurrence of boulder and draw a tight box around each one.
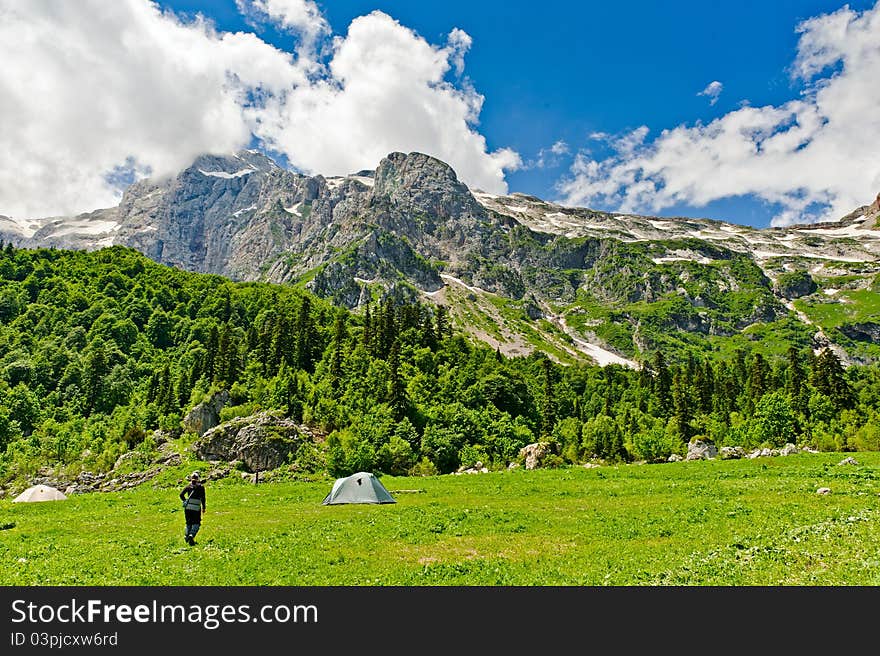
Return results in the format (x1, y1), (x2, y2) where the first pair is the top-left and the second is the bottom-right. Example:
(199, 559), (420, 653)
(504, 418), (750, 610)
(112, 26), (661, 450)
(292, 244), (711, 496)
(720, 446), (745, 460)
(518, 442), (556, 470)
(838, 456), (859, 466)
(817, 487), (832, 495)
(686, 439), (718, 461)
(183, 390), (230, 437)
(667, 454), (683, 462)
(192, 410), (305, 472)
(780, 443), (800, 456)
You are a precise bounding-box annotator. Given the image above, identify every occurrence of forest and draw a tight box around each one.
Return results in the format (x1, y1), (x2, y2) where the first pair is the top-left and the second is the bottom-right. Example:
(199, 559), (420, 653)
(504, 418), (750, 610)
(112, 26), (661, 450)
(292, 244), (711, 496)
(0, 244), (877, 488)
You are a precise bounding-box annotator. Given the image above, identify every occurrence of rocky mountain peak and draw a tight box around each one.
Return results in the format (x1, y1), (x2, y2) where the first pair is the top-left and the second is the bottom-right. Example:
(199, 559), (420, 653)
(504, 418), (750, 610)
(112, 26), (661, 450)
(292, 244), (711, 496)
(371, 151), (485, 220)
(871, 192), (880, 213)
(188, 149), (279, 177)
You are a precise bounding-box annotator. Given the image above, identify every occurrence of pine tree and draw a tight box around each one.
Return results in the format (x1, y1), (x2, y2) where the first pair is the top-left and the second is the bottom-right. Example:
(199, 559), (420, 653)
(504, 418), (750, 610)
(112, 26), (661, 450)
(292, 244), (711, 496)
(273, 309), (295, 372)
(652, 351), (672, 415)
(204, 324), (219, 382)
(362, 304), (373, 354)
(813, 348), (854, 411)
(377, 296), (396, 360)
(672, 370), (692, 441)
(329, 312), (348, 388)
(82, 341), (110, 416)
(387, 339), (408, 421)
(216, 324), (232, 384)
(785, 346), (809, 418)
(293, 295), (312, 371)
(747, 353), (768, 406)
(698, 360), (714, 414)
(540, 355), (556, 438)
(435, 305), (449, 341)
(420, 306), (437, 350)
(176, 366), (192, 409)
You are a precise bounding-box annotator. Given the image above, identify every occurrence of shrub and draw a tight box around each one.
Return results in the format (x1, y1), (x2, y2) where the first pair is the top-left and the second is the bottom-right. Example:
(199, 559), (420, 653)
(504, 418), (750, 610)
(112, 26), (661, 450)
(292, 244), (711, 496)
(631, 422), (681, 463)
(409, 456), (438, 477)
(376, 434), (417, 476)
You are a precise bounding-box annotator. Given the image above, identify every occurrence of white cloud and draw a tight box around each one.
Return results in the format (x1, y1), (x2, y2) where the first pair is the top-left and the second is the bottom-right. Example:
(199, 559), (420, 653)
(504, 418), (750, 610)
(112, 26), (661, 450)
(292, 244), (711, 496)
(558, 2), (880, 226)
(0, 0), (518, 220)
(0, 0), (304, 220)
(550, 140), (570, 156)
(248, 11), (520, 194)
(698, 80), (723, 105)
(235, 0), (328, 58)
(527, 140), (570, 169)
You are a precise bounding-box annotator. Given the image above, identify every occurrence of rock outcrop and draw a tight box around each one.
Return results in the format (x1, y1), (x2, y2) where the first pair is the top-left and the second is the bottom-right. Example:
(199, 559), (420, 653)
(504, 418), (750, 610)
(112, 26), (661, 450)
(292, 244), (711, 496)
(776, 271), (818, 300)
(183, 390), (230, 437)
(518, 442), (557, 470)
(839, 322), (880, 343)
(192, 410), (307, 472)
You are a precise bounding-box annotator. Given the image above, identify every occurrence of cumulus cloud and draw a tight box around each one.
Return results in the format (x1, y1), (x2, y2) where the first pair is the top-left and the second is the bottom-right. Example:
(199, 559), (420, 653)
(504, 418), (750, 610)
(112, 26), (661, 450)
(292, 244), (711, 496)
(235, 0), (328, 58)
(697, 80), (724, 105)
(558, 2), (880, 226)
(250, 11), (521, 191)
(0, 0), (303, 220)
(0, 0), (519, 220)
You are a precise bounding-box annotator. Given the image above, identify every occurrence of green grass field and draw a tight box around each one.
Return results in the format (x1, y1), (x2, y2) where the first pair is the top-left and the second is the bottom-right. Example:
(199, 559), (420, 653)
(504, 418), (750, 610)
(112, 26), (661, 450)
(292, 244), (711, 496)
(2, 453), (880, 586)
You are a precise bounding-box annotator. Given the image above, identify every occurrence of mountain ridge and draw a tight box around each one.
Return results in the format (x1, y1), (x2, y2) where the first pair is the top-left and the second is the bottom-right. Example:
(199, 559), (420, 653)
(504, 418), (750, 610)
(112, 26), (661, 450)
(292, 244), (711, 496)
(2, 150), (879, 366)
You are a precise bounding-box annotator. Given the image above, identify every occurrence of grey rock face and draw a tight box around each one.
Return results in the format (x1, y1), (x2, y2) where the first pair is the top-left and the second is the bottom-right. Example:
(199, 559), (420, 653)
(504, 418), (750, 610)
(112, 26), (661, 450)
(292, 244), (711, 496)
(839, 322), (880, 343)
(183, 390), (230, 437)
(192, 410), (304, 472)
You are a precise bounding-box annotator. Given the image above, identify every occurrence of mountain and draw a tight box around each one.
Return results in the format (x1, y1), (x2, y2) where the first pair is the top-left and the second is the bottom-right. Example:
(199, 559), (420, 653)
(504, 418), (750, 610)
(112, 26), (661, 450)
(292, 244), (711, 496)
(3, 150), (880, 366)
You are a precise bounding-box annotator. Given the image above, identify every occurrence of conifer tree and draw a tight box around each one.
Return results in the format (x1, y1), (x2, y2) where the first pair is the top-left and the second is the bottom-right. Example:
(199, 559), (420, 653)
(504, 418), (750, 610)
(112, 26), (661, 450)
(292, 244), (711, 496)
(435, 305), (449, 341)
(540, 355), (556, 438)
(362, 304), (373, 354)
(329, 313), (348, 388)
(672, 370), (692, 441)
(785, 346), (809, 418)
(387, 339), (408, 421)
(747, 353), (768, 406)
(813, 348), (854, 411)
(204, 324), (219, 382)
(652, 351), (672, 415)
(295, 295), (314, 372)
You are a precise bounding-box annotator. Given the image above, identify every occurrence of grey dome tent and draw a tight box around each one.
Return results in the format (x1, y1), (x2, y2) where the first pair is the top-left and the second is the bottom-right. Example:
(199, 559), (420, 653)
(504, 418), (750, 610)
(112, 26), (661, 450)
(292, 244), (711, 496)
(322, 472), (396, 505)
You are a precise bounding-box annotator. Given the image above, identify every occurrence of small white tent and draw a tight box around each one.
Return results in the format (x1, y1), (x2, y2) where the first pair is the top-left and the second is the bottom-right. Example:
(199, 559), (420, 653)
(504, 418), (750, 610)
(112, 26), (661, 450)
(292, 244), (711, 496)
(322, 472), (396, 505)
(12, 484), (68, 503)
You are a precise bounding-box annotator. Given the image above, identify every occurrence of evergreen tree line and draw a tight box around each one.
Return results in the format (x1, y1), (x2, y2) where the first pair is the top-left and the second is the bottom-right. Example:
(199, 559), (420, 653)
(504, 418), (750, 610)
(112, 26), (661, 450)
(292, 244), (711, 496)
(0, 245), (878, 485)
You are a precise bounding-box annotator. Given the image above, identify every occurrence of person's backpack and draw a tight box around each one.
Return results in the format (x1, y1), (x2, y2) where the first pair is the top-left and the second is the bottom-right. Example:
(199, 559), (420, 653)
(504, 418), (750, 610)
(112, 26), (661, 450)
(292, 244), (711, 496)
(183, 488), (202, 511)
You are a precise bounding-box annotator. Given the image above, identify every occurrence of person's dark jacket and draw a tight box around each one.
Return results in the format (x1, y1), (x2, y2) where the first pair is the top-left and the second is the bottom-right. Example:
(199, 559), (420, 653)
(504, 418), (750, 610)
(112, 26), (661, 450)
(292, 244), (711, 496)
(180, 483), (206, 512)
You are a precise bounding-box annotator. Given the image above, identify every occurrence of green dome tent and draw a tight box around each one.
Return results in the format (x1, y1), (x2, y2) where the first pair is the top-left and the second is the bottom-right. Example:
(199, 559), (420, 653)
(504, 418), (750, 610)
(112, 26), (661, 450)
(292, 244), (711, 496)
(322, 472), (396, 505)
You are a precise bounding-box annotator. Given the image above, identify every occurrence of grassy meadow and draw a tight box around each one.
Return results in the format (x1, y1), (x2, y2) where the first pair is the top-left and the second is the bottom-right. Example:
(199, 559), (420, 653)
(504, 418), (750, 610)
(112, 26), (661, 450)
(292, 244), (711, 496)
(2, 452), (880, 586)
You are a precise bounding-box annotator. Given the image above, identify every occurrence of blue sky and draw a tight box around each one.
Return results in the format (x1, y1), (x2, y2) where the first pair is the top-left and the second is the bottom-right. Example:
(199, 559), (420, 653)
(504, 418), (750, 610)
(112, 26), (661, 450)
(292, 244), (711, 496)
(3, 1), (878, 227)
(156, 0), (879, 228)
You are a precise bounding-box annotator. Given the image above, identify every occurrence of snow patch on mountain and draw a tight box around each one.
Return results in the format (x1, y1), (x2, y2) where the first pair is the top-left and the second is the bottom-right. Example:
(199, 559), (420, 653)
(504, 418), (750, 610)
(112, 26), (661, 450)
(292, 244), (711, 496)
(198, 168), (255, 179)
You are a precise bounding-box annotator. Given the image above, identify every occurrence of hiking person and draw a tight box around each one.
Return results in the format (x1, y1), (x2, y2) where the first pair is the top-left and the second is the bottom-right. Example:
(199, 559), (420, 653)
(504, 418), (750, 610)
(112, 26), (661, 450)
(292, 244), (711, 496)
(179, 471), (206, 545)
